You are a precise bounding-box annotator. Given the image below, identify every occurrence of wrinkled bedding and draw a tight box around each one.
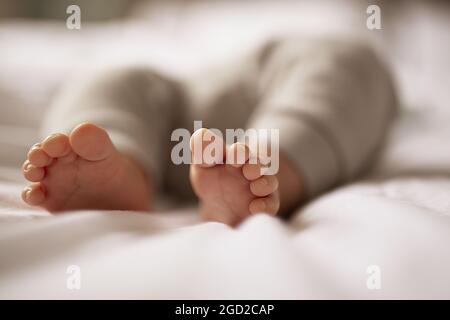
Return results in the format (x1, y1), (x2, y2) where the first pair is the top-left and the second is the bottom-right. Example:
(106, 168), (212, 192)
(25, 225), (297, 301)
(0, 1), (449, 299)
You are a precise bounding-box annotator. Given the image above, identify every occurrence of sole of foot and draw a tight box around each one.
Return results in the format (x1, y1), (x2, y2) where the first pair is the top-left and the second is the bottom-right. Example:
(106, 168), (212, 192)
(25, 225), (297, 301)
(22, 123), (151, 212)
(189, 128), (280, 226)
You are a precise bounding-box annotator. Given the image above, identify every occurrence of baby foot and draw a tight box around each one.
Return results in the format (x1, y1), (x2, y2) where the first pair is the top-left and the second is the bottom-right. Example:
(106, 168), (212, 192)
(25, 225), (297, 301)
(22, 123), (151, 212)
(189, 128), (280, 225)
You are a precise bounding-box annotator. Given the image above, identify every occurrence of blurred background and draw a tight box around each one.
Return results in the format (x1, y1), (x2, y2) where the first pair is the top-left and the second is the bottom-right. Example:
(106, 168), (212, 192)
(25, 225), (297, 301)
(1, 1), (449, 300)
(0, 0), (137, 20)
(0, 0), (449, 182)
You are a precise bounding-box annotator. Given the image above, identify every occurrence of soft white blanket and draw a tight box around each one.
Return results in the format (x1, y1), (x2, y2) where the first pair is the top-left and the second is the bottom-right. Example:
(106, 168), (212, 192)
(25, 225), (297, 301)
(0, 1), (449, 299)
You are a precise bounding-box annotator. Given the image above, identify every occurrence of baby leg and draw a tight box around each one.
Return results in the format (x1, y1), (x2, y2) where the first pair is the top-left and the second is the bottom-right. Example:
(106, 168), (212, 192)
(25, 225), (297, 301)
(22, 67), (185, 211)
(248, 36), (398, 212)
(190, 36), (397, 223)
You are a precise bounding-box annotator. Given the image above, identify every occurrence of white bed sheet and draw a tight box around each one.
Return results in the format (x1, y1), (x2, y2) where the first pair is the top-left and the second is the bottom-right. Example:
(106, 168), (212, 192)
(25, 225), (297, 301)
(1, 166), (450, 299)
(0, 1), (450, 299)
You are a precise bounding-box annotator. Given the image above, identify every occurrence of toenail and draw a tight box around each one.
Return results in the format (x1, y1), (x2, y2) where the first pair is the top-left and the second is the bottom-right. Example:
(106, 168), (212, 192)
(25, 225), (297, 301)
(24, 188), (32, 200)
(22, 161), (31, 171)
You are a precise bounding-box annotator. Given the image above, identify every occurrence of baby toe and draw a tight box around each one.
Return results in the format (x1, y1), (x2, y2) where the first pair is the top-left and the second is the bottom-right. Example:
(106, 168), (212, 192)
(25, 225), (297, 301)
(242, 161), (263, 181)
(22, 183), (46, 206)
(70, 123), (115, 161)
(22, 160), (45, 182)
(42, 133), (71, 158)
(250, 175), (279, 197)
(249, 193), (280, 215)
(227, 143), (250, 168)
(190, 128), (225, 167)
(27, 143), (52, 167)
